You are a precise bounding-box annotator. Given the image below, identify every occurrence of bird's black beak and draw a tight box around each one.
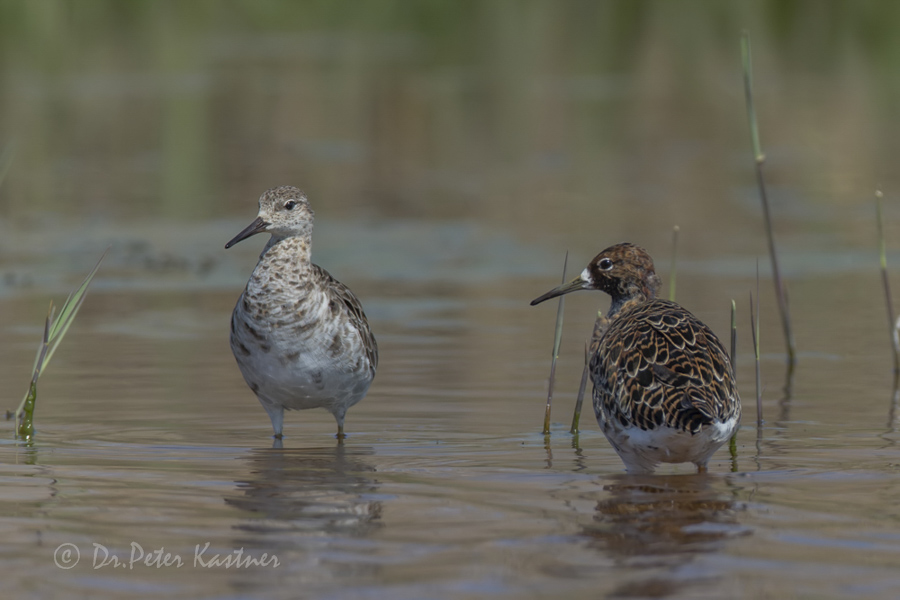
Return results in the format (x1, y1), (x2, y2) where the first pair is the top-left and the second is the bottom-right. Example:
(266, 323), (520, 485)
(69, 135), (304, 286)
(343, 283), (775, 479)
(530, 275), (590, 306)
(225, 217), (268, 249)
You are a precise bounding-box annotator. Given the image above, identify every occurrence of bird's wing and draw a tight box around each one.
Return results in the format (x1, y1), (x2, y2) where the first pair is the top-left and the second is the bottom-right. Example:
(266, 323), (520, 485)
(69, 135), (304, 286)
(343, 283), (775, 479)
(312, 265), (379, 373)
(593, 300), (738, 433)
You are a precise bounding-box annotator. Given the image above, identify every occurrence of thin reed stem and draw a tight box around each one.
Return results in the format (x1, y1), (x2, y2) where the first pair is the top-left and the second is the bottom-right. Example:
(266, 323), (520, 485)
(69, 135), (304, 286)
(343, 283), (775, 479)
(742, 31), (795, 368)
(570, 341), (589, 434)
(543, 251), (568, 435)
(728, 298), (739, 454)
(876, 190), (900, 373)
(750, 262), (762, 429)
(669, 225), (679, 302)
(730, 299), (737, 373)
(571, 312), (609, 434)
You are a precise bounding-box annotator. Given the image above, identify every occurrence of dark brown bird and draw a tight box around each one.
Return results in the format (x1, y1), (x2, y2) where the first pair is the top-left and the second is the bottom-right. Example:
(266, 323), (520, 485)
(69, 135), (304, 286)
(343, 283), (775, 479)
(531, 243), (741, 473)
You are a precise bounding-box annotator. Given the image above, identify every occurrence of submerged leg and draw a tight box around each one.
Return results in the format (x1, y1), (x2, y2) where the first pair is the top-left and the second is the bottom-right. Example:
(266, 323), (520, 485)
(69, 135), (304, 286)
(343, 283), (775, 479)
(261, 401), (284, 440)
(333, 407), (347, 441)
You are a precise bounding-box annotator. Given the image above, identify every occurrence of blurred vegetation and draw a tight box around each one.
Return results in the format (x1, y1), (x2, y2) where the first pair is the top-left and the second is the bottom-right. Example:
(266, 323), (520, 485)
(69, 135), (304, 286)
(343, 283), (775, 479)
(0, 0), (899, 235)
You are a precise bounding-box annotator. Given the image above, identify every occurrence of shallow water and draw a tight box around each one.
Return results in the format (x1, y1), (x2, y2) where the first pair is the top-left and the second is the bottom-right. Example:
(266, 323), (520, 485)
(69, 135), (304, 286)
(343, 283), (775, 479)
(2, 3), (900, 599)
(1, 242), (899, 599)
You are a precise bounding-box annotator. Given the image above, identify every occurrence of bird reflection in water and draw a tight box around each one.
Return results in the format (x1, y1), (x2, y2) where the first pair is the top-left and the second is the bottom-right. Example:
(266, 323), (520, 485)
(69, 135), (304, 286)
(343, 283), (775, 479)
(226, 445), (382, 537)
(583, 474), (750, 598)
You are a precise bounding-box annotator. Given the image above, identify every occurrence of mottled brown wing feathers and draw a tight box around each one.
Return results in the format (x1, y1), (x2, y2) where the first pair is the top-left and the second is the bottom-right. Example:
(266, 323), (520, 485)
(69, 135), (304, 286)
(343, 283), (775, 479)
(312, 265), (379, 372)
(593, 299), (737, 433)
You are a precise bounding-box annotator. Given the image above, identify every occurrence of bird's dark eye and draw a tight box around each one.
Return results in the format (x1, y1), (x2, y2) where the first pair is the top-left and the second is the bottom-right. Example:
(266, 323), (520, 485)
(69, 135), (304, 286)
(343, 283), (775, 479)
(598, 258), (613, 271)
(284, 200), (297, 210)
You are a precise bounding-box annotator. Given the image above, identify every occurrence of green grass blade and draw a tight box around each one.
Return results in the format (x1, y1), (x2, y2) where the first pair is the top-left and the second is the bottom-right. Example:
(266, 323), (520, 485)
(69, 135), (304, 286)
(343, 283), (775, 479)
(741, 32), (762, 162)
(15, 248), (107, 440)
(42, 248), (108, 369)
(47, 290), (76, 339)
(34, 307), (52, 384)
(16, 311), (52, 438)
(29, 303), (54, 376)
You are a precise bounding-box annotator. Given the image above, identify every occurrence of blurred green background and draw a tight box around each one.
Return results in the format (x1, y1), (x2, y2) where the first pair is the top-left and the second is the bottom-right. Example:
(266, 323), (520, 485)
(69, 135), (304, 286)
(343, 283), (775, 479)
(2, 0), (899, 249)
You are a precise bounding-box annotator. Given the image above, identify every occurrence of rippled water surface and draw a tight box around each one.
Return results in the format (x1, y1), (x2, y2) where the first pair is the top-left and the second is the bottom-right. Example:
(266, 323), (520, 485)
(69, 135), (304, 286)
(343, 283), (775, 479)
(2, 3), (900, 599)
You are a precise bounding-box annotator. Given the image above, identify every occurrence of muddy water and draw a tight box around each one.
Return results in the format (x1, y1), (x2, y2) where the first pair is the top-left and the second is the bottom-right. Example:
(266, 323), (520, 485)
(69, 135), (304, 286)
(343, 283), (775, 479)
(2, 3), (900, 599)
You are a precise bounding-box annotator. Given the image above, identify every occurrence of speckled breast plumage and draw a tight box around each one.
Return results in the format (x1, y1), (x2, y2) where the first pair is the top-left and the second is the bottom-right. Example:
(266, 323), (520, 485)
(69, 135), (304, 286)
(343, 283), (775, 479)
(230, 238), (377, 419)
